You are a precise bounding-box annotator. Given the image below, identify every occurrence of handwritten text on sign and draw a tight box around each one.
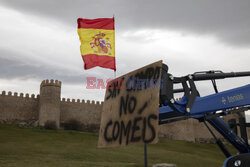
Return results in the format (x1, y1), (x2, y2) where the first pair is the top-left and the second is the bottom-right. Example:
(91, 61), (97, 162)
(98, 61), (162, 147)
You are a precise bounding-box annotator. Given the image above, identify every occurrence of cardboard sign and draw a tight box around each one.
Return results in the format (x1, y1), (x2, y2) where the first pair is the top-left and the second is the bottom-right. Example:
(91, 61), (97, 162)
(98, 61), (162, 148)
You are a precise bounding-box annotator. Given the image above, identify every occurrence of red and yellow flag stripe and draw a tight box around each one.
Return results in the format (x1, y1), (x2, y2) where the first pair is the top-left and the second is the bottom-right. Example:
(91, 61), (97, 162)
(77, 18), (116, 71)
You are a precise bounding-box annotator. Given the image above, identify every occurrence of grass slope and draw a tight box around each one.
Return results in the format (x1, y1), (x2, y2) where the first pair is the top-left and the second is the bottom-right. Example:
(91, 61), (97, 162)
(0, 124), (237, 167)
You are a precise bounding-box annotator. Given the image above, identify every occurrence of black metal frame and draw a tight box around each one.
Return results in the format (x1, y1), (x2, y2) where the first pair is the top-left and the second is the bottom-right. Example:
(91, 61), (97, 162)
(160, 65), (250, 157)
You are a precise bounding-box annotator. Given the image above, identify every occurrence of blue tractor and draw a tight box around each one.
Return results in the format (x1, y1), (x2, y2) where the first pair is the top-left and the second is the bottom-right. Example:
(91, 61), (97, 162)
(159, 64), (250, 167)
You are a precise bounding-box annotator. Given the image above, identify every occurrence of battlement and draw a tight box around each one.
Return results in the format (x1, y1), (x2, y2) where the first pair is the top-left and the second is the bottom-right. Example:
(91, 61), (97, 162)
(0, 90), (39, 99)
(40, 79), (62, 88)
(61, 97), (103, 106)
(0, 79), (103, 131)
(0, 79), (247, 143)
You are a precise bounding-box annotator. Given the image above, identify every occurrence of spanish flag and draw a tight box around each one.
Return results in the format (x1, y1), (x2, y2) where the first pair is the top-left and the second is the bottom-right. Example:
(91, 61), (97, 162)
(77, 18), (116, 71)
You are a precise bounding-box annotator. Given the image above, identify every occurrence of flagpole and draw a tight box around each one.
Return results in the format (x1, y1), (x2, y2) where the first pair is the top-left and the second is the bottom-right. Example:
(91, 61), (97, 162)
(144, 143), (148, 167)
(113, 14), (116, 79)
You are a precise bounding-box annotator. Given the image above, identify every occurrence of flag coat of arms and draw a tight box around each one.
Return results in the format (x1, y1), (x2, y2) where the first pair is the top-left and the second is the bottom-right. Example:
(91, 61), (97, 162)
(77, 18), (116, 71)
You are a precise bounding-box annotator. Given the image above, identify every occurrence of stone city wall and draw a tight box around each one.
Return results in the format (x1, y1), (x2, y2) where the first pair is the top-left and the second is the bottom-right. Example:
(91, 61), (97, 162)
(0, 79), (249, 143)
(60, 99), (103, 131)
(0, 91), (39, 125)
(0, 79), (103, 131)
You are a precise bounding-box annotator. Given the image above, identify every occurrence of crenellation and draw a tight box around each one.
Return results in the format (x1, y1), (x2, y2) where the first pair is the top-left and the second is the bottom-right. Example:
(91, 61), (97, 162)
(1, 79), (235, 143)
(40, 79), (61, 88)
(0, 91), (40, 99)
(1, 91), (6, 95)
(61, 98), (95, 104)
(0, 91), (39, 99)
(57, 98), (103, 105)
(55, 80), (62, 86)
(25, 93), (29, 98)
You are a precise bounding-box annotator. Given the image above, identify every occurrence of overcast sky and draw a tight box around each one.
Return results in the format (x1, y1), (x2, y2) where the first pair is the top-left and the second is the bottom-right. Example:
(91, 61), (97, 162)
(0, 0), (250, 104)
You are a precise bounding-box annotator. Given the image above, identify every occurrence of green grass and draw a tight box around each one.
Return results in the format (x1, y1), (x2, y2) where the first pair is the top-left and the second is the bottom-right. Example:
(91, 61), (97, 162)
(0, 124), (237, 167)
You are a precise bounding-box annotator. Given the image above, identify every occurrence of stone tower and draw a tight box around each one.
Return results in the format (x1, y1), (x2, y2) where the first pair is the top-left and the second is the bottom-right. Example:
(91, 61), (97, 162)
(38, 79), (61, 128)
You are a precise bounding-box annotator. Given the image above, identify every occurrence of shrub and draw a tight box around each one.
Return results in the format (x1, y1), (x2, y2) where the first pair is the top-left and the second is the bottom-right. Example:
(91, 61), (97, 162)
(44, 120), (57, 130)
(63, 119), (82, 131)
(81, 124), (99, 133)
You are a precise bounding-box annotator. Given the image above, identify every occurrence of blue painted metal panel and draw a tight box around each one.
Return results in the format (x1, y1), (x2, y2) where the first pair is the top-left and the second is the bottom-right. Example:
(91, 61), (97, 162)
(159, 84), (250, 156)
(159, 84), (250, 121)
(190, 84), (250, 116)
